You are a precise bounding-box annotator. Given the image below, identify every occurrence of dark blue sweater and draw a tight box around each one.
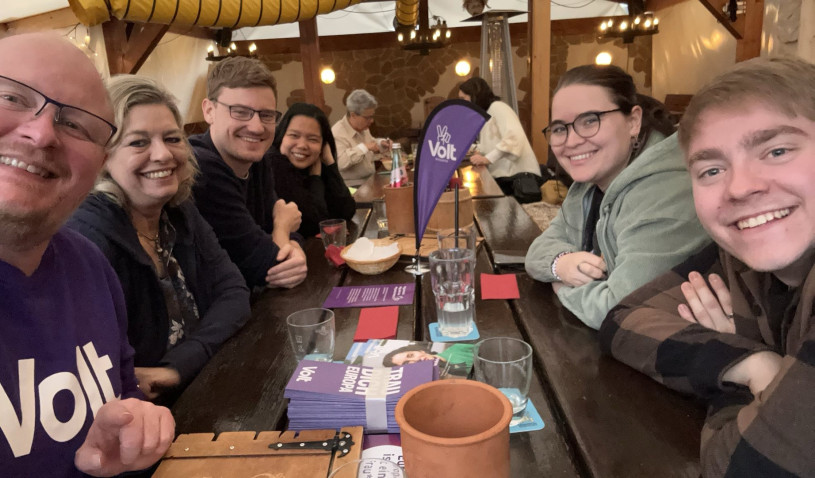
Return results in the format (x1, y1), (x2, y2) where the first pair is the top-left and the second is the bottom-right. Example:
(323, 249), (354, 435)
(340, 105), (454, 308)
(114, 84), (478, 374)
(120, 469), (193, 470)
(67, 195), (250, 393)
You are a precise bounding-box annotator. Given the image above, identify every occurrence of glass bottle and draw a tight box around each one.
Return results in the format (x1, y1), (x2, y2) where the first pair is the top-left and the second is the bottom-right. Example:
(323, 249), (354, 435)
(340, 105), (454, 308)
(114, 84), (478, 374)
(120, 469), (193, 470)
(389, 143), (408, 187)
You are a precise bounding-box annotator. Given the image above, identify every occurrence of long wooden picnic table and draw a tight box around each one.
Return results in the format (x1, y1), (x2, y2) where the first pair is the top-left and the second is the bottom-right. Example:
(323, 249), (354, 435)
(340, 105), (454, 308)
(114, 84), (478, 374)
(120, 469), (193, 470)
(173, 168), (706, 477)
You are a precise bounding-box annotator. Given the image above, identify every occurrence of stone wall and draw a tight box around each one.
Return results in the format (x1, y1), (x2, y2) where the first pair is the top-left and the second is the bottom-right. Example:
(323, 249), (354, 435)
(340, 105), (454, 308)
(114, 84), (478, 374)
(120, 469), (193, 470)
(551, 33), (652, 98)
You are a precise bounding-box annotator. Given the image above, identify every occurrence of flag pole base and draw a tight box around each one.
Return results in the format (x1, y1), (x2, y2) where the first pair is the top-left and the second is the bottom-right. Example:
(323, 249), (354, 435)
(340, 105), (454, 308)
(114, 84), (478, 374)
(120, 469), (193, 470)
(405, 255), (429, 276)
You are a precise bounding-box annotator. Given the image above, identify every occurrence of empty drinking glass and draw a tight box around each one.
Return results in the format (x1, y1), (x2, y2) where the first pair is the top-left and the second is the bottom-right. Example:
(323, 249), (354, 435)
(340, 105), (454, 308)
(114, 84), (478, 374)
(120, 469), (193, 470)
(286, 308), (335, 362)
(474, 337), (533, 417)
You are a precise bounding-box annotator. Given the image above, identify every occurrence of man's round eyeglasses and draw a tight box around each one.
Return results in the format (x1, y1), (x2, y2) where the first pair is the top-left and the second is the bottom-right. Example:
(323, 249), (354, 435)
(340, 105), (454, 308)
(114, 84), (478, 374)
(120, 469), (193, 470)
(543, 109), (622, 146)
(0, 74), (117, 147)
(213, 99), (281, 124)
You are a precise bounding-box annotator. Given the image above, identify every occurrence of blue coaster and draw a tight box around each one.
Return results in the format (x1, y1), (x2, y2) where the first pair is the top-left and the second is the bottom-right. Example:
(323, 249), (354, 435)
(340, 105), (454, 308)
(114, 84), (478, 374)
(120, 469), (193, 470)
(509, 400), (545, 434)
(428, 322), (480, 342)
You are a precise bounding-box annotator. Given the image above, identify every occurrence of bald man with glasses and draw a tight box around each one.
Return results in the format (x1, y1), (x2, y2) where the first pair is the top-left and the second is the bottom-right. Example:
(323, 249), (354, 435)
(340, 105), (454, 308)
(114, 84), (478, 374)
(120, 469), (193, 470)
(0, 33), (173, 476)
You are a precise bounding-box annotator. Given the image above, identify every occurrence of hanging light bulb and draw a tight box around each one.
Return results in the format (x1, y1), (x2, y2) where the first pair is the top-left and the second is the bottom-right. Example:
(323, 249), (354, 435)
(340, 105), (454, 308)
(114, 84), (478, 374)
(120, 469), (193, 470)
(248, 43), (257, 53)
(620, 21), (628, 31)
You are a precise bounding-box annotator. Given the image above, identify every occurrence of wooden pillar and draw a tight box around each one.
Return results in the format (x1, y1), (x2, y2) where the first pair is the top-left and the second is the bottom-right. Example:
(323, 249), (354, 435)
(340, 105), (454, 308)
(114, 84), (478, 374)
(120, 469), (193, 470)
(529, 0), (551, 164)
(299, 17), (326, 111)
(735, 0), (764, 61)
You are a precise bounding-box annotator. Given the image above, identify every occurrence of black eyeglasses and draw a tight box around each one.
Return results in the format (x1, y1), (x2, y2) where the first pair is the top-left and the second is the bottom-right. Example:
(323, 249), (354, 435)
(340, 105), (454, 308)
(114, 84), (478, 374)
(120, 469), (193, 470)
(543, 109), (622, 146)
(0, 74), (117, 146)
(213, 99), (281, 124)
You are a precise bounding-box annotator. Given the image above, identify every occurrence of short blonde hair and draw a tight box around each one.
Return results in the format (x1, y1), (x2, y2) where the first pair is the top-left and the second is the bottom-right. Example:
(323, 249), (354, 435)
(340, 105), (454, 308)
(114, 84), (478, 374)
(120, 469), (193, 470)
(679, 57), (815, 152)
(96, 75), (198, 209)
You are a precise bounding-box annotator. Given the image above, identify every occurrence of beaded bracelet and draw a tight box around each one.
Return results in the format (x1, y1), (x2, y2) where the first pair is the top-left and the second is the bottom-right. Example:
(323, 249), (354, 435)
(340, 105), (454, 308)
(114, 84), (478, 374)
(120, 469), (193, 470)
(551, 252), (568, 281)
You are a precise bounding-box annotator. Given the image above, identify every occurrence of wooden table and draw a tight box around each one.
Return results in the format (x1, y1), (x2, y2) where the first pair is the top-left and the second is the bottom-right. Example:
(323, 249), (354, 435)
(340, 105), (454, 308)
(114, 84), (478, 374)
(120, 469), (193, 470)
(173, 193), (705, 477)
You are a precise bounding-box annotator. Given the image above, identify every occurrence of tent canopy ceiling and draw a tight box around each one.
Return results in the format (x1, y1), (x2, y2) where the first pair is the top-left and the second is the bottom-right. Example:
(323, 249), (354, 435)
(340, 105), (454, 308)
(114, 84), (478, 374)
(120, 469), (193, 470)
(3, 0), (627, 34)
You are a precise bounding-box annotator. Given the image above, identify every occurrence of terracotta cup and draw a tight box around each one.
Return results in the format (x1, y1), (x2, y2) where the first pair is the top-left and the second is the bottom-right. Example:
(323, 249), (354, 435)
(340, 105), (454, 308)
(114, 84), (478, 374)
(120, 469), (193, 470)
(384, 183), (415, 235)
(395, 379), (512, 478)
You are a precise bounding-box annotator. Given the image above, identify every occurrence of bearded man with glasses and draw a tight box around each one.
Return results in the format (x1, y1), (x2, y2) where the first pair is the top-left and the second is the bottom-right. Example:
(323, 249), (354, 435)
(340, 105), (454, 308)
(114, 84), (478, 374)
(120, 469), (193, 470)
(191, 57), (307, 289)
(0, 33), (173, 476)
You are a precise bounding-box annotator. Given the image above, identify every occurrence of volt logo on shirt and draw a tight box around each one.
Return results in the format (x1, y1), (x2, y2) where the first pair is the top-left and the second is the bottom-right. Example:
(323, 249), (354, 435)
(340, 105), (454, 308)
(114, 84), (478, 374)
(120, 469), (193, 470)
(0, 342), (116, 457)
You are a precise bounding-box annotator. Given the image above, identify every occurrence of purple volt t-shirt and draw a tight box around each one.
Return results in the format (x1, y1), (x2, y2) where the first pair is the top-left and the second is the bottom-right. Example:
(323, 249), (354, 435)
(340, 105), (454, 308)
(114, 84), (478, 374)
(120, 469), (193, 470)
(0, 227), (140, 477)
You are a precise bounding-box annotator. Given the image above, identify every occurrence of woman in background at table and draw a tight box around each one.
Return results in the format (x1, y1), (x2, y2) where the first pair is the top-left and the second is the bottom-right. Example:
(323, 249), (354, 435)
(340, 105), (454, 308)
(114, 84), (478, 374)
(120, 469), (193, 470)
(68, 75), (250, 405)
(270, 103), (356, 237)
(524, 64), (710, 329)
(458, 76), (542, 202)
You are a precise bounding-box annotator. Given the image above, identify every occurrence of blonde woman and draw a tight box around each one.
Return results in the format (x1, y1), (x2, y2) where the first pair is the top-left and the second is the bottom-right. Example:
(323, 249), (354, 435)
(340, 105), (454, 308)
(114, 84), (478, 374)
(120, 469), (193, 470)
(68, 75), (249, 404)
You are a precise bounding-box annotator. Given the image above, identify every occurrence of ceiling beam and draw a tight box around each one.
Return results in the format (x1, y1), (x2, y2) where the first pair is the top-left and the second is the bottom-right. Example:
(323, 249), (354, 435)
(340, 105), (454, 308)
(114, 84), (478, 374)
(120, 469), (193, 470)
(0, 7), (78, 38)
(697, 0), (745, 38)
(103, 18), (169, 75)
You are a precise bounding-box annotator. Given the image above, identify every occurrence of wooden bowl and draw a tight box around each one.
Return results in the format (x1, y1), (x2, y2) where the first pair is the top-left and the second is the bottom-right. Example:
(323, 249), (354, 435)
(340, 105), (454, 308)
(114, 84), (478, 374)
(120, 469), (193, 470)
(341, 238), (402, 275)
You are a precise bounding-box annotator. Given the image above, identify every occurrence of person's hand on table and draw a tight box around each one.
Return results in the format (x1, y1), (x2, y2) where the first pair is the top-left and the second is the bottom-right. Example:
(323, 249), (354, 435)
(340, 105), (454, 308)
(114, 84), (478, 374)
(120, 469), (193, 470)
(470, 152), (490, 166)
(555, 252), (607, 287)
(134, 367), (180, 401)
(267, 240), (307, 288)
(74, 398), (174, 476)
(677, 271), (736, 333)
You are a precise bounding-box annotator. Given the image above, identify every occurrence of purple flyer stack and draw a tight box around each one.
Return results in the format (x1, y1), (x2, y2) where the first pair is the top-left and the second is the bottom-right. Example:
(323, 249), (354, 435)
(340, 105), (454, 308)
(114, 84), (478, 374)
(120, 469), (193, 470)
(285, 360), (435, 433)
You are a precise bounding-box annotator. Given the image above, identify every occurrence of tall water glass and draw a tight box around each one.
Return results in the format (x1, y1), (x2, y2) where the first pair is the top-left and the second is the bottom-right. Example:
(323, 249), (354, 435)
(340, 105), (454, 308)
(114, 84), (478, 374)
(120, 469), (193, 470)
(429, 248), (476, 337)
(474, 337), (533, 417)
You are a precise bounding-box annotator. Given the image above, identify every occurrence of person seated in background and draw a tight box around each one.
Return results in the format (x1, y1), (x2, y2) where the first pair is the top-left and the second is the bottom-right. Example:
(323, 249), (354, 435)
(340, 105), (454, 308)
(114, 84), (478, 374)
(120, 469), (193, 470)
(190, 57), (306, 289)
(524, 64), (710, 329)
(600, 57), (815, 477)
(332, 89), (391, 186)
(0, 33), (172, 476)
(457, 77), (542, 202)
(67, 75), (250, 405)
(270, 103), (356, 237)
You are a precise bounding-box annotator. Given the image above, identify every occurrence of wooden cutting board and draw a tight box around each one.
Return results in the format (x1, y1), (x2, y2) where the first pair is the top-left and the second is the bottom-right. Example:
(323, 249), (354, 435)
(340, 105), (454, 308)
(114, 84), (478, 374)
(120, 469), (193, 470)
(153, 427), (363, 478)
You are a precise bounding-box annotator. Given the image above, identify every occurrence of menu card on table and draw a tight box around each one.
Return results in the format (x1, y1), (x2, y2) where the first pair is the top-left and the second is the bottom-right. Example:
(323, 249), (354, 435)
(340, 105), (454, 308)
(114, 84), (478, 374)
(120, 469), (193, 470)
(323, 283), (415, 308)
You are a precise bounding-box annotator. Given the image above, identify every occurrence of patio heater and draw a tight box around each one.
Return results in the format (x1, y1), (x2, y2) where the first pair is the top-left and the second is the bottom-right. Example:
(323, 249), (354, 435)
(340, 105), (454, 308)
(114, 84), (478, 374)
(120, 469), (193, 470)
(464, 10), (526, 115)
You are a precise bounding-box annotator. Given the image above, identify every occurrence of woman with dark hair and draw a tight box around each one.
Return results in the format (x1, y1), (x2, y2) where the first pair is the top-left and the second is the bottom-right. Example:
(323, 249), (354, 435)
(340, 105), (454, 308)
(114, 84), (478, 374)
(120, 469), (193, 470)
(270, 103), (356, 237)
(458, 77), (541, 201)
(524, 64), (710, 329)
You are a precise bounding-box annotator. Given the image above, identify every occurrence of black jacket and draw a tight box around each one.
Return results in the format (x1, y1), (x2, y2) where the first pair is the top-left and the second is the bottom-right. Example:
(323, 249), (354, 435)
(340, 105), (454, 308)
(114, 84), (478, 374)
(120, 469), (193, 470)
(270, 153), (356, 237)
(190, 130), (297, 288)
(67, 194), (250, 391)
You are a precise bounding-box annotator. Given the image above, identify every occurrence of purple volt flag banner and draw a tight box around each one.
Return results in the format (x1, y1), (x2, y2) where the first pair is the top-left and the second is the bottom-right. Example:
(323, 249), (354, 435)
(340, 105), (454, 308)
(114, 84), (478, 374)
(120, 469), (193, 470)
(413, 99), (489, 251)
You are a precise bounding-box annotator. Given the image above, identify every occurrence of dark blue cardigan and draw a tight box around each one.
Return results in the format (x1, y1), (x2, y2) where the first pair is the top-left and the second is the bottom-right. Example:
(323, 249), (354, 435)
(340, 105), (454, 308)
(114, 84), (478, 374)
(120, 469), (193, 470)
(67, 194), (250, 393)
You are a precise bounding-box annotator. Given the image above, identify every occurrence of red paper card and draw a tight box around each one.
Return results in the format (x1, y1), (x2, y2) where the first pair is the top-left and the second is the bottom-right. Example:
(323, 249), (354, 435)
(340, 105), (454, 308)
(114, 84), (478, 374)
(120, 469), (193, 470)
(480, 273), (520, 300)
(353, 306), (399, 341)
